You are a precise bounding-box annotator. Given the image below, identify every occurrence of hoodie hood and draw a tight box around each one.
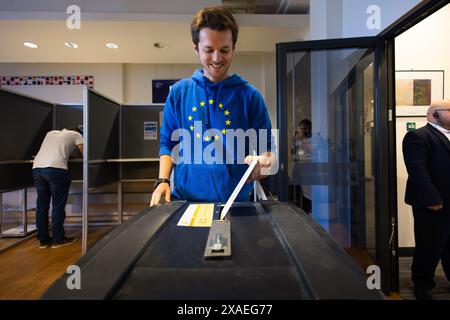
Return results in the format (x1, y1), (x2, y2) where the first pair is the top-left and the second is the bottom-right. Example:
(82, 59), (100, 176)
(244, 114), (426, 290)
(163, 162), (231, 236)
(192, 69), (247, 127)
(192, 69), (247, 88)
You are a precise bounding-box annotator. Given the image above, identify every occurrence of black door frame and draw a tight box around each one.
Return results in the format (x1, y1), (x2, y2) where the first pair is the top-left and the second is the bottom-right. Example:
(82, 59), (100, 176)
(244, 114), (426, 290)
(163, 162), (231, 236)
(276, 0), (449, 295)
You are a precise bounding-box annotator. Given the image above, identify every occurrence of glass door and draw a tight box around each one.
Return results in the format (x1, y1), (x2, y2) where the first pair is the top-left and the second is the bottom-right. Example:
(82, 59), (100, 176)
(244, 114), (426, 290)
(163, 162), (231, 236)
(276, 38), (393, 294)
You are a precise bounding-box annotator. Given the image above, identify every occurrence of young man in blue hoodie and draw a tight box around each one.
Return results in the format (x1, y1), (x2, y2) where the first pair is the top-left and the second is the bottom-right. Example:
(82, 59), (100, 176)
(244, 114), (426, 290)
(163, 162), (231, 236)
(150, 6), (275, 206)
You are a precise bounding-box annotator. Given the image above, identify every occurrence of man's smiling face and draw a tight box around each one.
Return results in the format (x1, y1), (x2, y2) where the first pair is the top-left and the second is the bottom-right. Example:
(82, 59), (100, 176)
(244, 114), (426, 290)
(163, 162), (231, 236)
(196, 28), (234, 83)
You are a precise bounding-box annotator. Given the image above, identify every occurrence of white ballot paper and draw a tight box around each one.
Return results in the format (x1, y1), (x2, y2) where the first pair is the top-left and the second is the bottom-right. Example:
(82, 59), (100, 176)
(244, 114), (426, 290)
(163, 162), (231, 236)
(177, 203), (214, 227)
(220, 156), (259, 220)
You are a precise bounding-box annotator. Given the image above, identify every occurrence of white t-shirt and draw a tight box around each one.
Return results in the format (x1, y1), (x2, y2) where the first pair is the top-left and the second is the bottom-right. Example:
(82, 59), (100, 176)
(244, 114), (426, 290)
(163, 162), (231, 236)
(33, 129), (83, 170)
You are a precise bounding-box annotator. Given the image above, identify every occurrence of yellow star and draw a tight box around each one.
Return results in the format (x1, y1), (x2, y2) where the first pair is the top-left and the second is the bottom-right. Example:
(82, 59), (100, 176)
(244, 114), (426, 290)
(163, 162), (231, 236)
(190, 125), (194, 131)
(219, 103), (224, 109)
(188, 115), (193, 121)
(209, 99), (214, 105)
(214, 135), (220, 141)
(224, 110), (230, 116)
(195, 133), (201, 138)
(192, 106), (197, 112)
(221, 129), (226, 135)
(204, 136), (210, 142)
(225, 119), (231, 126)
(200, 101), (205, 106)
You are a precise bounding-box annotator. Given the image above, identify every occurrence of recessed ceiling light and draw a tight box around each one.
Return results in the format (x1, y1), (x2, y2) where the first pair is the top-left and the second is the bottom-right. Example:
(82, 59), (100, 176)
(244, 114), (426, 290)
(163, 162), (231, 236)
(65, 42), (79, 49)
(153, 42), (168, 49)
(24, 42), (38, 49)
(105, 42), (119, 49)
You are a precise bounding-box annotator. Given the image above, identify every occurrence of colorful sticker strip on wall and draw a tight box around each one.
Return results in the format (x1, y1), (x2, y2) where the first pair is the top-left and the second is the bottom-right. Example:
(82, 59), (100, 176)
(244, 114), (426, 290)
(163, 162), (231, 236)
(0, 75), (94, 88)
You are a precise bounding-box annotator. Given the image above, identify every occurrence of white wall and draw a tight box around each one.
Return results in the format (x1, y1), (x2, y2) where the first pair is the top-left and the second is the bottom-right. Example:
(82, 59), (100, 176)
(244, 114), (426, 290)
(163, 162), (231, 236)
(123, 63), (197, 104)
(343, 0), (421, 38)
(396, 117), (427, 248)
(395, 4), (450, 248)
(0, 52), (278, 125)
(263, 52), (277, 129)
(124, 53), (277, 125)
(0, 63), (123, 103)
(395, 4), (450, 99)
(309, 0), (421, 40)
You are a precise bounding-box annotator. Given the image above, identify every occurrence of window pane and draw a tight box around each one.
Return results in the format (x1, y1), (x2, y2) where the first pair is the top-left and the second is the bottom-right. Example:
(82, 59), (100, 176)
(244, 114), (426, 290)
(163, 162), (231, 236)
(286, 48), (376, 261)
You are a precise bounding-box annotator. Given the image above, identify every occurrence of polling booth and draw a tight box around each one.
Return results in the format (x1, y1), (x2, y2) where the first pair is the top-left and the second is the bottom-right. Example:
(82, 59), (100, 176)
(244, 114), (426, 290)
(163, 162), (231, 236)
(0, 88), (53, 237)
(0, 86), (165, 253)
(54, 103), (83, 180)
(81, 88), (120, 253)
(119, 104), (163, 206)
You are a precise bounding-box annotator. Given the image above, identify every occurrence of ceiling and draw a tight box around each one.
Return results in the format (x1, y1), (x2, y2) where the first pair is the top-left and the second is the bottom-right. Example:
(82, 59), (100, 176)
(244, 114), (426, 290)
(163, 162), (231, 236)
(0, 0), (309, 14)
(0, 0), (309, 63)
(223, 0), (309, 14)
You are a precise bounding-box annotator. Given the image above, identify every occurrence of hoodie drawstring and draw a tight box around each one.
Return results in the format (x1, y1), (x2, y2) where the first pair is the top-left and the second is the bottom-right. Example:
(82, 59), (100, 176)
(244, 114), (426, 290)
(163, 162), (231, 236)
(203, 82), (224, 129)
(203, 81), (209, 127)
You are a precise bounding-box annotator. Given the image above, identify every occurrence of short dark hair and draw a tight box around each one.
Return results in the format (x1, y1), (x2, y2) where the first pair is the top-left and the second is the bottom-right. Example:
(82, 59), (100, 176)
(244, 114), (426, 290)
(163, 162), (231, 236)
(66, 127), (82, 135)
(299, 119), (311, 129)
(191, 6), (239, 49)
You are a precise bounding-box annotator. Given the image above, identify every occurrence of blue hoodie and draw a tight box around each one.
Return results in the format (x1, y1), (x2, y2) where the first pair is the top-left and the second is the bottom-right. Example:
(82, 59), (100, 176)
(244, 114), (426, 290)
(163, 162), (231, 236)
(159, 69), (273, 202)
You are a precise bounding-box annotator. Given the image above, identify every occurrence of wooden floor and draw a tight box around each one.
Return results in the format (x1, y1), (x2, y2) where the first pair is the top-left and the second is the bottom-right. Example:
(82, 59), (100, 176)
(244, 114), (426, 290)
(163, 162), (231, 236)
(0, 226), (113, 300)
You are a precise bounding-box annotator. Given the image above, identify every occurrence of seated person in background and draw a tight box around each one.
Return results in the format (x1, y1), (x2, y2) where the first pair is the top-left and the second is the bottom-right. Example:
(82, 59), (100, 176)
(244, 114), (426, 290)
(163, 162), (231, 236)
(293, 119), (312, 163)
(32, 127), (83, 249)
(292, 119), (312, 213)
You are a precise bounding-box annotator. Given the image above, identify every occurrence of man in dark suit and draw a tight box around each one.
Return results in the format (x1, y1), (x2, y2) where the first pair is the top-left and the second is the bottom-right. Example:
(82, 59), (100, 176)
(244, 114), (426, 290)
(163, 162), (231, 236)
(403, 99), (450, 300)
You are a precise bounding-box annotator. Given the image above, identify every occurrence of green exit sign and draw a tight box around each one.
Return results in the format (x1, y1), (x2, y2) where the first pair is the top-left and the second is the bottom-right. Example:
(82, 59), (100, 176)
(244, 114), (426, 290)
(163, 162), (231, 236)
(406, 122), (416, 131)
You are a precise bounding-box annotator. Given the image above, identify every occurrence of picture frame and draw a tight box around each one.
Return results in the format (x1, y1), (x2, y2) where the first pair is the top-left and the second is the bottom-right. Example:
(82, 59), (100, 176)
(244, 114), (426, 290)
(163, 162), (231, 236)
(152, 79), (179, 103)
(395, 70), (444, 116)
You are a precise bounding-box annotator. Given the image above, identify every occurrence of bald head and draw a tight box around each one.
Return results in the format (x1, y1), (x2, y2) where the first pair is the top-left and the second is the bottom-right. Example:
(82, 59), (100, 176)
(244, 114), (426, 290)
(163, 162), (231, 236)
(427, 99), (450, 123)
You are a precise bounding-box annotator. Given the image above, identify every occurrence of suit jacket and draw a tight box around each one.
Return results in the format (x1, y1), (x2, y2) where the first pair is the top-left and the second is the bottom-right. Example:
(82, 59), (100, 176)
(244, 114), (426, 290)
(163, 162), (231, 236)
(403, 123), (450, 210)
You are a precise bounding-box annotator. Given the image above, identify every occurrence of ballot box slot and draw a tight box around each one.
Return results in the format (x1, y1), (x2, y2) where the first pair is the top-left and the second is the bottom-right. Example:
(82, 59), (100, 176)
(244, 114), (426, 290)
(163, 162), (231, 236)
(204, 219), (231, 259)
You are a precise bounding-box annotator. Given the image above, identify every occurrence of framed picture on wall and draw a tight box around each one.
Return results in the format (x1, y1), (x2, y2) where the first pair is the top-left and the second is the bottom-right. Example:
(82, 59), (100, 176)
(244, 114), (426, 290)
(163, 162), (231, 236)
(152, 79), (179, 103)
(395, 70), (444, 116)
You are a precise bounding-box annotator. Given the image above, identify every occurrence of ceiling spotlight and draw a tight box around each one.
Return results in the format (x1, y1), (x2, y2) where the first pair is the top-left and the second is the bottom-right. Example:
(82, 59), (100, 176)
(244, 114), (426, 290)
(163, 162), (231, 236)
(24, 42), (38, 49)
(106, 42), (119, 49)
(153, 42), (168, 49)
(65, 42), (79, 49)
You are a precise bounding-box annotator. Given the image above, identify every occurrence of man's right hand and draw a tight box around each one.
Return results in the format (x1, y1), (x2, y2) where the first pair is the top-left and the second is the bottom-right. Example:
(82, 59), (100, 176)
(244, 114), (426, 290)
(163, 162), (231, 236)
(150, 183), (171, 207)
(427, 204), (443, 211)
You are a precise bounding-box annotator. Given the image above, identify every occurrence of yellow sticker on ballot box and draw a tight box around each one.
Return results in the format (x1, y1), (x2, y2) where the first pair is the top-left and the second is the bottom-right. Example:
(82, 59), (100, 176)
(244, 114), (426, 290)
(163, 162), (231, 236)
(177, 203), (214, 227)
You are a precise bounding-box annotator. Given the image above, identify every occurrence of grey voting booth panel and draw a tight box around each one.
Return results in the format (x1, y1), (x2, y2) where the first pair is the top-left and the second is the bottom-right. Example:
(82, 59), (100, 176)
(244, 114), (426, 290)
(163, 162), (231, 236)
(121, 105), (163, 180)
(54, 104), (83, 180)
(87, 90), (120, 187)
(43, 201), (382, 300)
(54, 104), (83, 131)
(121, 105), (163, 158)
(0, 88), (53, 191)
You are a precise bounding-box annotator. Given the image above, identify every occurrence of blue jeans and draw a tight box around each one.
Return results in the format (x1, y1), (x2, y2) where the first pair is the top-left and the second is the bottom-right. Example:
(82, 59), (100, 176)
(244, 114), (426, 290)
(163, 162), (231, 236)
(33, 168), (71, 242)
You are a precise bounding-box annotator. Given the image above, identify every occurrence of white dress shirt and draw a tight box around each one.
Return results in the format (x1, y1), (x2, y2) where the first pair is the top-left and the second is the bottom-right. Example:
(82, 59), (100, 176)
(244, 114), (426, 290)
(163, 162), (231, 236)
(428, 121), (450, 141)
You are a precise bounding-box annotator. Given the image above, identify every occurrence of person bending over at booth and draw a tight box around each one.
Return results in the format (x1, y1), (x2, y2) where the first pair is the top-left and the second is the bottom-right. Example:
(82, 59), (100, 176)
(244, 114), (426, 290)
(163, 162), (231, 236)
(403, 99), (450, 300)
(151, 6), (275, 206)
(33, 127), (83, 249)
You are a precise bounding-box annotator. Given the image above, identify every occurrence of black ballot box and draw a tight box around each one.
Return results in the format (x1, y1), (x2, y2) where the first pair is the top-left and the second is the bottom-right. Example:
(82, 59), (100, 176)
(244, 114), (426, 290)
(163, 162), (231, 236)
(42, 201), (382, 300)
